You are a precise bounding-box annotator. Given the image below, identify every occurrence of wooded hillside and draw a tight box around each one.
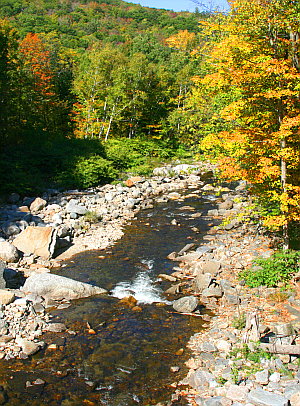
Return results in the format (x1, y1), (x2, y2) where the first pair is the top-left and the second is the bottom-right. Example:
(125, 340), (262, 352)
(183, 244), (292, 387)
(1, 0), (300, 246)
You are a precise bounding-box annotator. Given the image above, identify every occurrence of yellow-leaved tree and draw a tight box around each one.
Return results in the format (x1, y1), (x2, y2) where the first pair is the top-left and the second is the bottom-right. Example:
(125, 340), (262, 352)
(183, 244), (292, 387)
(193, 0), (300, 247)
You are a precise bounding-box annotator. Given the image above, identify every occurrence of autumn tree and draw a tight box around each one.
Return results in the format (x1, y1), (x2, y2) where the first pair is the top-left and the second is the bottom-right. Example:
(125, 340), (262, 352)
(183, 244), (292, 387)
(19, 32), (59, 135)
(194, 0), (300, 245)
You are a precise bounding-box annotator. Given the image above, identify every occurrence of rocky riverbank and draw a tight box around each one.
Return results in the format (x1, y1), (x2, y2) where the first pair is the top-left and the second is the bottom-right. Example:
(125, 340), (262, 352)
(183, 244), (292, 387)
(161, 182), (300, 406)
(1, 162), (300, 406)
(0, 162), (214, 362)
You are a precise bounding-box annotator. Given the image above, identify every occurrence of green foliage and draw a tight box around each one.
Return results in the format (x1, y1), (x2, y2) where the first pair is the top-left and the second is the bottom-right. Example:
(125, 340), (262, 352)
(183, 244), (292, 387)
(0, 137), (106, 194)
(83, 210), (101, 223)
(0, 0), (203, 50)
(232, 313), (246, 330)
(105, 138), (175, 171)
(230, 344), (272, 363)
(0, 135), (186, 195)
(240, 250), (300, 288)
(57, 155), (117, 189)
(75, 155), (117, 188)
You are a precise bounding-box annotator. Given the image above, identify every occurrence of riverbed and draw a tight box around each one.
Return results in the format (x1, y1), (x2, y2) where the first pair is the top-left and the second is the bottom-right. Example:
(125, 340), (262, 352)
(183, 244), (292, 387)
(0, 187), (219, 405)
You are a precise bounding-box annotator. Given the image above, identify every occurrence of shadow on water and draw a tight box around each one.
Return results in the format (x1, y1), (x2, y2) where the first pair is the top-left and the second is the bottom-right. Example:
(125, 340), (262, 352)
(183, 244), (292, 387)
(0, 188), (221, 406)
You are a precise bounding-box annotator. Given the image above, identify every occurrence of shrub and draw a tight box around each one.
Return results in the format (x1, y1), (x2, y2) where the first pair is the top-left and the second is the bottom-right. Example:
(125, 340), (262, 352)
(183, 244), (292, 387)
(240, 250), (300, 288)
(232, 313), (246, 330)
(83, 210), (101, 223)
(73, 155), (117, 189)
(104, 138), (176, 171)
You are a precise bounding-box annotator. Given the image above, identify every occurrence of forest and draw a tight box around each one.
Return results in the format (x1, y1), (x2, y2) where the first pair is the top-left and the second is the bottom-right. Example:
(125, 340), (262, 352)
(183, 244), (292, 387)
(1, 0), (300, 241)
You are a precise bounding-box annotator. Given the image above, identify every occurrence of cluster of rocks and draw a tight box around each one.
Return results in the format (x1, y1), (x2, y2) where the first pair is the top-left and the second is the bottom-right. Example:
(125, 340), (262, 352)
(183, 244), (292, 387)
(0, 162), (214, 263)
(0, 263), (107, 360)
(0, 162), (215, 360)
(161, 183), (300, 406)
(183, 319), (300, 406)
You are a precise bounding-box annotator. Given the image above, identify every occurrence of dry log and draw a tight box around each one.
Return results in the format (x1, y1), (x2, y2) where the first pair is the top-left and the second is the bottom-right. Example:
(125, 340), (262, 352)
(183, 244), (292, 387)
(260, 343), (300, 355)
(242, 311), (260, 343)
(167, 311), (203, 317)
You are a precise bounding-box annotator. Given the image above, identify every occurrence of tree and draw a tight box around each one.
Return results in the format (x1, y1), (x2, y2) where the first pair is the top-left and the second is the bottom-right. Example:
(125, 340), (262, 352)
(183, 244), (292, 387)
(0, 20), (20, 143)
(19, 32), (59, 134)
(195, 0), (300, 245)
(72, 45), (128, 139)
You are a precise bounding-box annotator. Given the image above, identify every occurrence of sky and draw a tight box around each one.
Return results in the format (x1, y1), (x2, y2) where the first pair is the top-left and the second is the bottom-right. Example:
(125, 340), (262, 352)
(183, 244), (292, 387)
(127, 0), (229, 13)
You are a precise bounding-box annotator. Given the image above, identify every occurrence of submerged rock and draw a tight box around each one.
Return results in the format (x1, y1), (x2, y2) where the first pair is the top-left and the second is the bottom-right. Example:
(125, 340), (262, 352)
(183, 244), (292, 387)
(21, 273), (107, 300)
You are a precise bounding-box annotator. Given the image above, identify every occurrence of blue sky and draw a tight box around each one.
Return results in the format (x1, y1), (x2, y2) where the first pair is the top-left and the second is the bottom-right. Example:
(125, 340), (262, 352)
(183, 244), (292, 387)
(127, 0), (229, 12)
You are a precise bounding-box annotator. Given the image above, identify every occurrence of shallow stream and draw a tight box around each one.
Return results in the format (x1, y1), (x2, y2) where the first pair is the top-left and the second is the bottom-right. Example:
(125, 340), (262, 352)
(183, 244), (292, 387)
(0, 187), (219, 405)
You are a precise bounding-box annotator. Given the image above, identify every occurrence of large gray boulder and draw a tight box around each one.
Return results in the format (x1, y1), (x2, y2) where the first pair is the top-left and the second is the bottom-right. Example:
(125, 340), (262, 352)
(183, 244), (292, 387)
(172, 296), (198, 313)
(0, 241), (20, 263)
(65, 199), (87, 215)
(194, 273), (213, 293)
(21, 273), (107, 300)
(247, 388), (288, 406)
(13, 226), (57, 259)
(188, 368), (217, 391)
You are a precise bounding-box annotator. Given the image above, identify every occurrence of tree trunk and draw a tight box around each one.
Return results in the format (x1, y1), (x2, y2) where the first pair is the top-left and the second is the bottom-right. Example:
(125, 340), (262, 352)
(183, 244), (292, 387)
(105, 105), (115, 142)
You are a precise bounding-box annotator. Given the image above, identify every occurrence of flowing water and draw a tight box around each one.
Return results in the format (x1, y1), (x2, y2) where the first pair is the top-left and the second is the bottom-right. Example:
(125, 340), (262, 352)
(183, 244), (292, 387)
(0, 188), (219, 406)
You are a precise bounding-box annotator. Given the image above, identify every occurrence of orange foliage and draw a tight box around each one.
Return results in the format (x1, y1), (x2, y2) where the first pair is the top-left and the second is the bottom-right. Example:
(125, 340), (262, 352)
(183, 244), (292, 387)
(197, 0), (300, 230)
(19, 33), (55, 99)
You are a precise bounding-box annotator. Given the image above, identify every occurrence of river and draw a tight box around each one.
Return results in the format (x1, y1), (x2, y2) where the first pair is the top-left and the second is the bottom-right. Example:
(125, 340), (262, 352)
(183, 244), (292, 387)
(0, 187), (219, 405)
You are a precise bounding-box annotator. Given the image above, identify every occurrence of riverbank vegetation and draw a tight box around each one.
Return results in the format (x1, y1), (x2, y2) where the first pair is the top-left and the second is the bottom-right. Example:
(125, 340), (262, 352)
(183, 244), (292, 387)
(1, 0), (300, 244)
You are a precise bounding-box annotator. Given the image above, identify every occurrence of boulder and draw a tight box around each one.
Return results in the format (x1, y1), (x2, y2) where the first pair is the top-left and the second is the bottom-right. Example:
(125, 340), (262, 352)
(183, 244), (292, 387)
(18, 206), (30, 213)
(201, 261), (221, 275)
(202, 284), (223, 298)
(15, 338), (40, 356)
(0, 241), (19, 263)
(125, 176), (142, 187)
(30, 197), (47, 212)
(21, 273), (107, 300)
(153, 166), (172, 177)
(3, 223), (20, 237)
(0, 290), (15, 305)
(45, 323), (67, 333)
(7, 193), (20, 204)
(247, 388), (289, 406)
(201, 397), (225, 406)
(4, 268), (26, 288)
(290, 392), (300, 406)
(172, 296), (198, 313)
(194, 273), (213, 293)
(188, 368), (217, 391)
(172, 164), (199, 174)
(13, 226), (57, 259)
(218, 200), (234, 210)
(255, 369), (269, 385)
(175, 251), (203, 263)
(0, 262), (6, 289)
(226, 385), (249, 402)
(65, 199), (87, 215)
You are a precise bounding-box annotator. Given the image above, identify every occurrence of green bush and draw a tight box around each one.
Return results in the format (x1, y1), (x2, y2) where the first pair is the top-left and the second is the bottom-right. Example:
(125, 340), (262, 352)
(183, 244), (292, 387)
(232, 313), (246, 330)
(105, 139), (143, 170)
(104, 138), (176, 171)
(83, 210), (101, 223)
(57, 155), (117, 189)
(240, 250), (300, 288)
